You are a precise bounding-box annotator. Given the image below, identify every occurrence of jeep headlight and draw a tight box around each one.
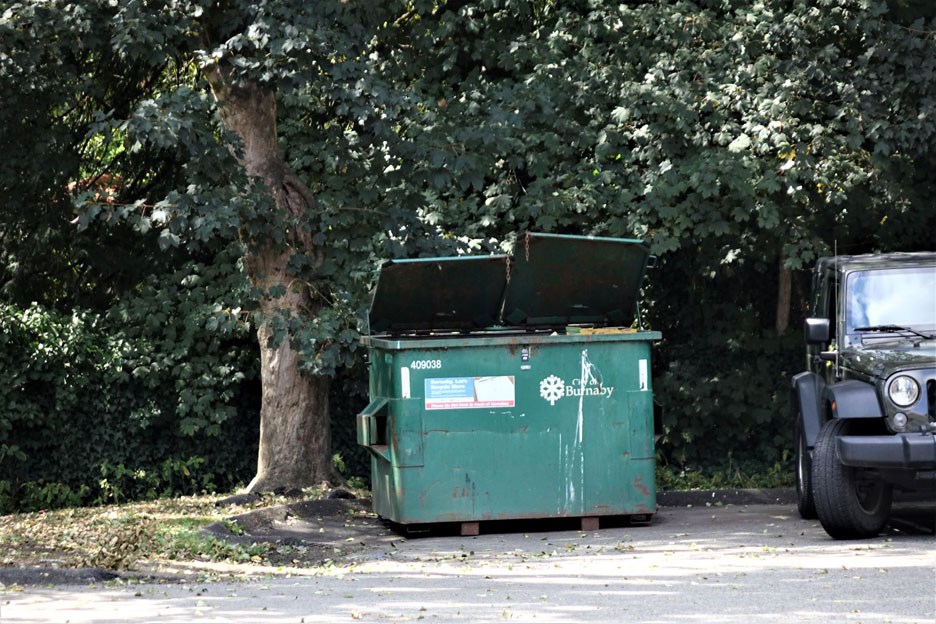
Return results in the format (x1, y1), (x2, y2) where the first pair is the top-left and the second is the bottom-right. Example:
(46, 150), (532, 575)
(887, 375), (920, 407)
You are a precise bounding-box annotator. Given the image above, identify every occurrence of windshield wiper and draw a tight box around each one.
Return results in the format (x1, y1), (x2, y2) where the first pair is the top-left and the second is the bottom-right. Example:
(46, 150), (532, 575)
(854, 325), (936, 340)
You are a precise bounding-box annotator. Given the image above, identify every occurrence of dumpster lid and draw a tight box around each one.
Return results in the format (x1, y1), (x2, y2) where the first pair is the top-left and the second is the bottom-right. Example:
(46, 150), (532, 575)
(368, 255), (509, 333)
(502, 233), (651, 327)
(367, 233), (652, 333)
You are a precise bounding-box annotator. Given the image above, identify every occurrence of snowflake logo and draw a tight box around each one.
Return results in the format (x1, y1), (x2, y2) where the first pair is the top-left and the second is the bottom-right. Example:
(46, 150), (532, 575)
(539, 375), (565, 406)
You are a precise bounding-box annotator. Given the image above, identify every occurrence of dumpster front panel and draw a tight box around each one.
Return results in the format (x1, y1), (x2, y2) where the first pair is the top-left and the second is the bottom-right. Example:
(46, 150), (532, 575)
(360, 332), (658, 524)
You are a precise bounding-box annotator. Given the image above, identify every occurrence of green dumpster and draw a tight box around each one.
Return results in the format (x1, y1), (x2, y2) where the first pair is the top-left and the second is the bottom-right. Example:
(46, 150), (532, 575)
(357, 233), (661, 534)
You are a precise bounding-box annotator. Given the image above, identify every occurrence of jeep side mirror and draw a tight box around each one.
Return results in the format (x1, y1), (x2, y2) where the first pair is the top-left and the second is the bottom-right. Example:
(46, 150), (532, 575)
(804, 318), (830, 344)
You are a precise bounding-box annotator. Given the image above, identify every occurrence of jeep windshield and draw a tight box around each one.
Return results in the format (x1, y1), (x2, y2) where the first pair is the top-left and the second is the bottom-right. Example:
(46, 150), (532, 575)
(843, 266), (936, 347)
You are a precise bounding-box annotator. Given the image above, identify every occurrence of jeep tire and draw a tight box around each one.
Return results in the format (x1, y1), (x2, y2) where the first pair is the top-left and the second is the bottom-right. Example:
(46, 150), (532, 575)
(812, 419), (893, 539)
(795, 413), (817, 519)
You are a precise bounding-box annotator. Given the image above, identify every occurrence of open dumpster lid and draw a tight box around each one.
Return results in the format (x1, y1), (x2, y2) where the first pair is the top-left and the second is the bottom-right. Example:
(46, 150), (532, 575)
(368, 255), (509, 333)
(368, 233), (652, 333)
(501, 233), (651, 327)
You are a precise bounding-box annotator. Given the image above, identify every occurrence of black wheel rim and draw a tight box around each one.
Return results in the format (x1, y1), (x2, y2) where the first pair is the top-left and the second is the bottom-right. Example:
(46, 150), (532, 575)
(854, 471), (886, 514)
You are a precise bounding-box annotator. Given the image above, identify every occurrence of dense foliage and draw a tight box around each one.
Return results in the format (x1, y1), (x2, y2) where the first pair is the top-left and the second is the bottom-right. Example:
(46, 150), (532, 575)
(307, 0), (936, 471)
(1, 0), (934, 507)
(0, 280), (259, 512)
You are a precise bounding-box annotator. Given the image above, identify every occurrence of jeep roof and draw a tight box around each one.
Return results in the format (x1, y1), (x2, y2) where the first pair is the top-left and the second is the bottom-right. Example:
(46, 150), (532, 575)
(815, 251), (936, 276)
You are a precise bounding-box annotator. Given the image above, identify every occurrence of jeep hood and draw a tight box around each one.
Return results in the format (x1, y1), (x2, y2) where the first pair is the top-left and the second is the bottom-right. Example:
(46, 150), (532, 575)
(841, 341), (936, 378)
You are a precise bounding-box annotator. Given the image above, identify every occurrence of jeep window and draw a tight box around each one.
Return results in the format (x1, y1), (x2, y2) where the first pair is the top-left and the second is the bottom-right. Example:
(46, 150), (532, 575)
(843, 267), (936, 346)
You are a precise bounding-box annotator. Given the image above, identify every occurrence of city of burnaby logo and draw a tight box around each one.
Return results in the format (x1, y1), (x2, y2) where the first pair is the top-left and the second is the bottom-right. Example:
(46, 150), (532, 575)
(539, 375), (565, 405)
(538, 372), (616, 406)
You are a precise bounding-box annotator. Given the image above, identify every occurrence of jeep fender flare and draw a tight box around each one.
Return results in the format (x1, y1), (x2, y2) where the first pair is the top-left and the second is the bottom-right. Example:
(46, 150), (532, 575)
(792, 372), (825, 448)
(822, 379), (884, 421)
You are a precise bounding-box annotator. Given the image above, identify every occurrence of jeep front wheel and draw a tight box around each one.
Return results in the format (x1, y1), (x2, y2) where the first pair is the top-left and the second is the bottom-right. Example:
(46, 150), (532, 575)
(811, 418), (892, 539)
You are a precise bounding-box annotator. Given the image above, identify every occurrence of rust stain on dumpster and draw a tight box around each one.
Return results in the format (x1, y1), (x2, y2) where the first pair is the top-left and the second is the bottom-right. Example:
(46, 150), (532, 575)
(633, 475), (650, 497)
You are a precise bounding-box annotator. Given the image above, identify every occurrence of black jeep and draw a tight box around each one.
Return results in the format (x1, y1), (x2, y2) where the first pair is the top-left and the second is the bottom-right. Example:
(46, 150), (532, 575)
(792, 252), (936, 539)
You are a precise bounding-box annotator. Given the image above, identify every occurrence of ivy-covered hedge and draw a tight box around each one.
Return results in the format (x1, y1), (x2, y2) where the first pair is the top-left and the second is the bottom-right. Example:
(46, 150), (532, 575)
(645, 252), (805, 480)
(655, 329), (801, 471)
(0, 294), (260, 513)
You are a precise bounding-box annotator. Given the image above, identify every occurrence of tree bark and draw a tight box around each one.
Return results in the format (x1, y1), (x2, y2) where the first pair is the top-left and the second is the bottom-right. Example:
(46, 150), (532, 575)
(204, 67), (334, 492)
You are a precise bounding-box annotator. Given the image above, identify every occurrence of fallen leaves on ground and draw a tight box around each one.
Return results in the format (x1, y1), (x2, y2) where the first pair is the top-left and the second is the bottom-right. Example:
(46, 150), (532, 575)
(0, 486), (348, 573)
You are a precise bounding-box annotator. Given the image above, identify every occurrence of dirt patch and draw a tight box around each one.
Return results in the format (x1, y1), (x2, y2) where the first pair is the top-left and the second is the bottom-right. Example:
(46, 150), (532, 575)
(0, 489), (386, 585)
(202, 497), (397, 567)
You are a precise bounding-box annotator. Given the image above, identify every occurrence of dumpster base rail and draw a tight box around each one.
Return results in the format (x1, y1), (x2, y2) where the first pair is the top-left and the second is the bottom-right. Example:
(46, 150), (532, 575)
(385, 512), (656, 537)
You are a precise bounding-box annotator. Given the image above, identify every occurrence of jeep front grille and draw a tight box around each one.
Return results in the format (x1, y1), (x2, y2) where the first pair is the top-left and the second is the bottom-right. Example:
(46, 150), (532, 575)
(929, 380), (936, 422)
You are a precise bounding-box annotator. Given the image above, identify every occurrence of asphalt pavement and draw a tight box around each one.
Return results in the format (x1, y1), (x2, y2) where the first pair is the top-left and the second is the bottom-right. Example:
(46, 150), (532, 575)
(2, 492), (934, 624)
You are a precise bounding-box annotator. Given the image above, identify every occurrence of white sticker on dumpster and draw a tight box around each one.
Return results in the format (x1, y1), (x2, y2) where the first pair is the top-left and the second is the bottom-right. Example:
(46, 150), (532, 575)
(639, 359), (648, 391)
(424, 376), (515, 410)
(400, 367), (411, 398)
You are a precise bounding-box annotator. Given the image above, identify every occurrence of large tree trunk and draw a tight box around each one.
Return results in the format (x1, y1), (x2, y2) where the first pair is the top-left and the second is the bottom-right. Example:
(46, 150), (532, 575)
(205, 67), (334, 492)
(248, 247), (333, 492)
